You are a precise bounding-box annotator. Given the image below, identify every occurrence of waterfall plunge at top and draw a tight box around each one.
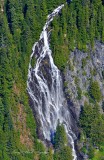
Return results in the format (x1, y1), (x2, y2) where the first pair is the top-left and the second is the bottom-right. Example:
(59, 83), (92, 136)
(27, 4), (77, 160)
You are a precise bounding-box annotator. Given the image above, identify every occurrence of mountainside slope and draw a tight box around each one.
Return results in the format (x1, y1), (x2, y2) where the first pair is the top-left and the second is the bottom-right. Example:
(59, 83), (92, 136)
(50, 0), (104, 159)
(0, 0), (104, 160)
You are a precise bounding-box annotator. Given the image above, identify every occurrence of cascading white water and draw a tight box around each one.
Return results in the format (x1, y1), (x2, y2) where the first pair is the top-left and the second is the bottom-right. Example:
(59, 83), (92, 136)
(27, 4), (77, 160)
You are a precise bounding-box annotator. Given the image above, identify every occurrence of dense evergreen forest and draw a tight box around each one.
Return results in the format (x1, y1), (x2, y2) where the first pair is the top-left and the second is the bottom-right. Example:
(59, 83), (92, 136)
(51, 0), (104, 70)
(0, 0), (104, 159)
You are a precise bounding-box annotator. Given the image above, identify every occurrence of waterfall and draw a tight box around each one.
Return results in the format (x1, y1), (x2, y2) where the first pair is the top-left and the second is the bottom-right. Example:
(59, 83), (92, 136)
(27, 4), (77, 160)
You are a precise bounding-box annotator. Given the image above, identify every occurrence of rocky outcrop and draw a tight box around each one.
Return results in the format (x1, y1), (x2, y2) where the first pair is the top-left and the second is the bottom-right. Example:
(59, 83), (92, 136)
(64, 42), (104, 119)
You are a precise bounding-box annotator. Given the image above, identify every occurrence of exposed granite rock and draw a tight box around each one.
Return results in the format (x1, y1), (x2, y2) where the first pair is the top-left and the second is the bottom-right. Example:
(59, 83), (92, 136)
(64, 42), (104, 119)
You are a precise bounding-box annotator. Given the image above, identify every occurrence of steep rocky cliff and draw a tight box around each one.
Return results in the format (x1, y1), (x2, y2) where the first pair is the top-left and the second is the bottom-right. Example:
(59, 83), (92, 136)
(63, 42), (104, 159)
(64, 42), (104, 119)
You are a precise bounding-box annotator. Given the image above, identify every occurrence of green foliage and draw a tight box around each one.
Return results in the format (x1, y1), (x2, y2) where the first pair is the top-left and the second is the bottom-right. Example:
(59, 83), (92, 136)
(88, 146), (95, 159)
(80, 102), (94, 137)
(77, 87), (82, 100)
(54, 123), (67, 150)
(80, 102), (104, 158)
(31, 57), (36, 68)
(59, 146), (73, 160)
(82, 58), (87, 69)
(53, 123), (73, 160)
(74, 77), (79, 85)
(54, 146), (73, 160)
(68, 60), (74, 71)
(1, 0), (104, 159)
(89, 81), (102, 102)
(102, 70), (104, 79)
(40, 154), (48, 160)
(102, 101), (104, 111)
(51, 0), (104, 69)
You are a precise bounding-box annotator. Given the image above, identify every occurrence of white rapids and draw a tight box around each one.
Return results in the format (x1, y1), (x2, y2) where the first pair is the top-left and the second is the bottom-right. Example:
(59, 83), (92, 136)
(27, 4), (77, 160)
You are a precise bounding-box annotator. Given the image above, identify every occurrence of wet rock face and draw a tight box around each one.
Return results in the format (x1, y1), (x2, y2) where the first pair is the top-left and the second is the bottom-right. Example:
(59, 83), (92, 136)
(64, 42), (104, 119)
(28, 5), (79, 159)
(39, 55), (53, 91)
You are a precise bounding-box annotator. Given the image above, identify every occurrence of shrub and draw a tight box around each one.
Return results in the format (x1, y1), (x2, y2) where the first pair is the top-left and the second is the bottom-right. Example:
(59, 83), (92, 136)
(89, 81), (101, 102)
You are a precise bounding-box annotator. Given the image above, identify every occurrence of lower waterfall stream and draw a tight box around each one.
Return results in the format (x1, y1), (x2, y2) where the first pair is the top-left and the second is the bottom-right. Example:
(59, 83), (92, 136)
(27, 4), (77, 160)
